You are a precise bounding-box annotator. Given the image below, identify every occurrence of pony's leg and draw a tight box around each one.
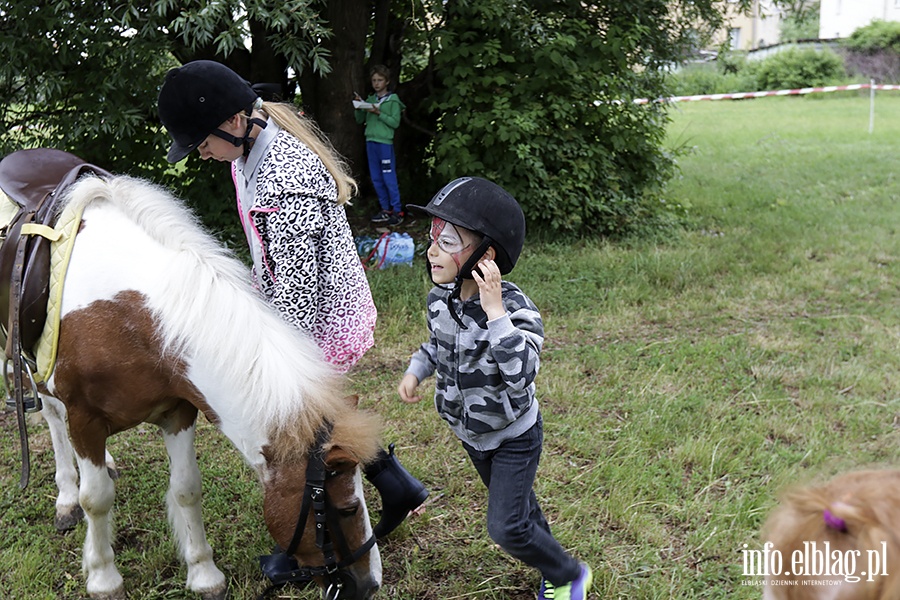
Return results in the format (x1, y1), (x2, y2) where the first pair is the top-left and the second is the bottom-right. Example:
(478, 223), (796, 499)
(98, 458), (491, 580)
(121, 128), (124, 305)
(162, 424), (227, 600)
(76, 453), (125, 599)
(40, 395), (84, 531)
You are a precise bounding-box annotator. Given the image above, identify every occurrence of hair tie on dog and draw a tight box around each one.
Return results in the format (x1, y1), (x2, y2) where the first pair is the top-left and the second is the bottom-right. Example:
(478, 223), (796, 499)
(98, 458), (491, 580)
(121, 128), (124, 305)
(823, 508), (848, 532)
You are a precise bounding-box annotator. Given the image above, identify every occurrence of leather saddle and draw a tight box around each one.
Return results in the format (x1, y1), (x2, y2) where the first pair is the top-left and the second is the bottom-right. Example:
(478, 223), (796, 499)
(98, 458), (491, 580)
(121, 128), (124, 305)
(0, 148), (110, 490)
(0, 148), (110, 358)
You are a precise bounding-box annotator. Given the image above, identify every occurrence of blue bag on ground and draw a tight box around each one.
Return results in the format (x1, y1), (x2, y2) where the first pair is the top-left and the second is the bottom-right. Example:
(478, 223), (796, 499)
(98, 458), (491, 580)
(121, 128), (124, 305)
(356, 233), (415, 269)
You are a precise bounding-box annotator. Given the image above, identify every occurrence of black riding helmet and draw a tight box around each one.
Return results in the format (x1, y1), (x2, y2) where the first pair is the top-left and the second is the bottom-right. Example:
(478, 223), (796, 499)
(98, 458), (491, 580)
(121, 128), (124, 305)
(408, 176), (525, 275)
(408, 177), (526, 328)
(157, 60), (264, 163)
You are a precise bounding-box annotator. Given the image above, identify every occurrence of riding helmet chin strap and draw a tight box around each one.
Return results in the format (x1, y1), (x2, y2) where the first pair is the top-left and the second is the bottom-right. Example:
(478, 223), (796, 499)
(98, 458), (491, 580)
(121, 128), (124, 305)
(211, 111), (268, 157)
(442, 236), (494, 330)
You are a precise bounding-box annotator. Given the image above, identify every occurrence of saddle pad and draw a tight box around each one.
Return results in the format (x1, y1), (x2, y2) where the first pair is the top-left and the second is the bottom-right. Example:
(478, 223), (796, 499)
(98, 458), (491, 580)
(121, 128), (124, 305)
(34, 198), (84, 384)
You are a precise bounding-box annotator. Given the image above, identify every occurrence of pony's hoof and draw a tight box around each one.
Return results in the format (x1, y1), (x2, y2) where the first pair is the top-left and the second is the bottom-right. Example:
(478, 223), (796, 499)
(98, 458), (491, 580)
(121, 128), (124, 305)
(199, 585), (228, 600)
(55, 504), (84, 531)
(89, 587), (126, 600)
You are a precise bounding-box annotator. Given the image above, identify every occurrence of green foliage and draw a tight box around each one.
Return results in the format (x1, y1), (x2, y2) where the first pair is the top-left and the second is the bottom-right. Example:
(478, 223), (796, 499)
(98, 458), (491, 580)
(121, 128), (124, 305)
(0, 0), (755, 238)
(777, 0), (820, 42)
(843, 19), (900, 53)
(0, 0), (332, 240)
(0, 2), (176, 178)
(668, 61), (759, 96)
(779, 14), (820, 42)
(428, 1), (686, 235)
(754, 48), (846, 90)
(670, 47), (853, 97)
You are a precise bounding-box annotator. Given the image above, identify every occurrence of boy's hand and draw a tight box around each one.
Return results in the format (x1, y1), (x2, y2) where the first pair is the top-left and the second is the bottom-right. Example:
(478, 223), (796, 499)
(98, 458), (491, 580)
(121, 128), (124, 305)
(472, 259), (505, 321)
(398, 373), (422, 403)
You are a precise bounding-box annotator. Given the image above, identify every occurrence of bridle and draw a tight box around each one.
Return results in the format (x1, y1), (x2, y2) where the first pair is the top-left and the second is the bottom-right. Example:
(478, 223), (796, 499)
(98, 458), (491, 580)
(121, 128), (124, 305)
(258, 422), (378, 599)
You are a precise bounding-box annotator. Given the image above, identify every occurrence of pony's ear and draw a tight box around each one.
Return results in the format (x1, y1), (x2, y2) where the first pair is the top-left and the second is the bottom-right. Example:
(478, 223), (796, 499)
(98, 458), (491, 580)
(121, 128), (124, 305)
(325, 446), (360, 472)
(343, 395), (360, 409)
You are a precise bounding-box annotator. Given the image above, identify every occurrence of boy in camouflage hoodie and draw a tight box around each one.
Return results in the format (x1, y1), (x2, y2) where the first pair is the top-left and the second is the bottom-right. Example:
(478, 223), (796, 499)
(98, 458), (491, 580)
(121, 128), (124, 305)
(398, 177), (593, 600)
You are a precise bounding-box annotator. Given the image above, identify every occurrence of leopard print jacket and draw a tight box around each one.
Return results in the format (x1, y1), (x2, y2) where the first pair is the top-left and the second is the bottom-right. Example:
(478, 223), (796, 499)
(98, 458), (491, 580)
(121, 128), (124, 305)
(235, 126), (376, 372)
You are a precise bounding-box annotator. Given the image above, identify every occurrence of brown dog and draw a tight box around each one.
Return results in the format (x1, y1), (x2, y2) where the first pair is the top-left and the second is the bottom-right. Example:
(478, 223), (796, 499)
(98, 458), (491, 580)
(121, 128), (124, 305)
(758, 470), (900, 600)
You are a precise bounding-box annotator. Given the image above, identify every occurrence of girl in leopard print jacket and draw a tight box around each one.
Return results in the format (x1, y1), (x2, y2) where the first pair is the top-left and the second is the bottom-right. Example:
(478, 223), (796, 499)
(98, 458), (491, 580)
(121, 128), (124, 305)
(230, 104), (377, 373)
(158, 61), (375, 373)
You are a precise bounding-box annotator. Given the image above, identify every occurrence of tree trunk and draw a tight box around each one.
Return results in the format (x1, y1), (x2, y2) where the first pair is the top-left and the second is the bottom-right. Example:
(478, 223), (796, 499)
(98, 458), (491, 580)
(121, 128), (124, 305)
(300, 0), (369, 192)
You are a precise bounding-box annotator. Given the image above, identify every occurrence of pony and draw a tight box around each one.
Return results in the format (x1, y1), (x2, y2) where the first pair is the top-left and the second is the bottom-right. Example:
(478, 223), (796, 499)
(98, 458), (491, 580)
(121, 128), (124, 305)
(23, 173), (383, 600)
(760, 469), (900, 600)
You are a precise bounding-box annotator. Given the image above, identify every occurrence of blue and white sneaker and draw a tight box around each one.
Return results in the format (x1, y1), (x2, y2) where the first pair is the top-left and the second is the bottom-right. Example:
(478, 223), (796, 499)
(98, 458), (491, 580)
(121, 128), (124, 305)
(370, 209), (391, 223)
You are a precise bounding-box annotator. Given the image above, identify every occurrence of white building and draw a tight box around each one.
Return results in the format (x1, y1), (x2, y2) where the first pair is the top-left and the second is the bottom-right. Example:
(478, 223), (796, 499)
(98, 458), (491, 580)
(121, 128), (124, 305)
(819, 0), (900, 39)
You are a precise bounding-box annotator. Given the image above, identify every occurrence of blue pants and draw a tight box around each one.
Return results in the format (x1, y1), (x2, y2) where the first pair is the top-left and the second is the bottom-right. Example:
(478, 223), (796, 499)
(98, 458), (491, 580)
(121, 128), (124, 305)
(366, 141), (402, 213)
(462, 416), (582, 586)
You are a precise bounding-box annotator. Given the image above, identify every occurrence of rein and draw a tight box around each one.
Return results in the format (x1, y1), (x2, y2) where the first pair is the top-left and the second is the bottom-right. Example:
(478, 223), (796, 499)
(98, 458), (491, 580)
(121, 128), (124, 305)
(258, 422), (377, 600)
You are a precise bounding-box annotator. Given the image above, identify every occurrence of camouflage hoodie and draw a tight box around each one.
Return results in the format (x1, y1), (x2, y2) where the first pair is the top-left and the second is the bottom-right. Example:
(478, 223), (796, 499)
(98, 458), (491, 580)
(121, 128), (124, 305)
(405, 281), (542, 451)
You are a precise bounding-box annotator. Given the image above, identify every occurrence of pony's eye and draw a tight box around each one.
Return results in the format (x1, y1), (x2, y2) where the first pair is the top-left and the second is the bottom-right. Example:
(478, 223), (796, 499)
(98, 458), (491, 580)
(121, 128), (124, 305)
(338, 504), (360, 518)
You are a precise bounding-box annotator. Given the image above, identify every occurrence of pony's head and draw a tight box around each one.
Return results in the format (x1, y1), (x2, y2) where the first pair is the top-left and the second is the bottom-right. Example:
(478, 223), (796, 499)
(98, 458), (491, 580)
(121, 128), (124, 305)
(761, 469), (900, 600)
(262, 397), (383, 599)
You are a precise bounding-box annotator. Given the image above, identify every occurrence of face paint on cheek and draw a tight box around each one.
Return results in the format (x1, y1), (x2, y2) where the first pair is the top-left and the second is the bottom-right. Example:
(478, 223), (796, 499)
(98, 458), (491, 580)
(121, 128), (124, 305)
(430, 217), (474, 275)
(450, 251), (464, 272)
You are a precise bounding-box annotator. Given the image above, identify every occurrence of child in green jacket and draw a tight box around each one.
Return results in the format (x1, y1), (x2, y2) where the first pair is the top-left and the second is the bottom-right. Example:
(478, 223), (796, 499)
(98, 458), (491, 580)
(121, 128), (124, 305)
(354, 65), (405, 226)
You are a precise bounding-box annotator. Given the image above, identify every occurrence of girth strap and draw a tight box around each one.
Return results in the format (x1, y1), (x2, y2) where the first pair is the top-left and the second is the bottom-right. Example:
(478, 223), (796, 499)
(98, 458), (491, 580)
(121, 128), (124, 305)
(9, 217), (32, 489)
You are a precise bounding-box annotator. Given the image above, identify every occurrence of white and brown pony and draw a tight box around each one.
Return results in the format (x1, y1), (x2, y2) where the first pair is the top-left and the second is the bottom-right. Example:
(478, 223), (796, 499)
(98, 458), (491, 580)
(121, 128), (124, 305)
(29, 173), (382, 599)
(760, 469), (900, 600)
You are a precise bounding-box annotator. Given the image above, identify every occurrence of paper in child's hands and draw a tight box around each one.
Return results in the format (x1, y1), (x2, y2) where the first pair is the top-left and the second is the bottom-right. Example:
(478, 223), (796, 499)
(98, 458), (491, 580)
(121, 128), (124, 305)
(353, 100), (376, 110)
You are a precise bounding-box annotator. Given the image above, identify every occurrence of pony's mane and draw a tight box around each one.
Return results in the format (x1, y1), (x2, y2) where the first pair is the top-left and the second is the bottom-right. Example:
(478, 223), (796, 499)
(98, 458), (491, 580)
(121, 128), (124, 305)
(62, 175), (377, 454)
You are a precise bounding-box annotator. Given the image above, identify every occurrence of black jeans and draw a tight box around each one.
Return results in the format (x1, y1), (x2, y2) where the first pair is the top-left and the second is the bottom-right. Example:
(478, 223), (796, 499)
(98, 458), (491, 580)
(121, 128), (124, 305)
(462, 415), (582, 586)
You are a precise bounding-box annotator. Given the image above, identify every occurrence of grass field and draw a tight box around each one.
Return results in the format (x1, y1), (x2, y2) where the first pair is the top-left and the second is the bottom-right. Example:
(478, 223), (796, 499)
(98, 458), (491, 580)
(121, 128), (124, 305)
(3, 92), (900, 599)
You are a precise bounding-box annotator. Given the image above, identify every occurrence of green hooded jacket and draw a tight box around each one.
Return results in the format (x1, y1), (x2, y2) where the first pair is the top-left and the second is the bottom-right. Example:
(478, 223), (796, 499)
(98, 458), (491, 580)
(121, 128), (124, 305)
(354, 92), (405, 145)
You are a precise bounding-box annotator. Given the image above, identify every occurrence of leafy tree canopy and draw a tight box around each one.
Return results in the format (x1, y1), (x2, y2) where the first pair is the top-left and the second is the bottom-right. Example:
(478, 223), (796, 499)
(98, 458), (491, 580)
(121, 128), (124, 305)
(0, 0), (751, 237)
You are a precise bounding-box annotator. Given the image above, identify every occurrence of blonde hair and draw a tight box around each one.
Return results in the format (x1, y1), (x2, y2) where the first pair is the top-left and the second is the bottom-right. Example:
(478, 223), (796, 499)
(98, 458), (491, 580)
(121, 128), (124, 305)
(761, 469), (900, 600)
(258, 102), (357, 204)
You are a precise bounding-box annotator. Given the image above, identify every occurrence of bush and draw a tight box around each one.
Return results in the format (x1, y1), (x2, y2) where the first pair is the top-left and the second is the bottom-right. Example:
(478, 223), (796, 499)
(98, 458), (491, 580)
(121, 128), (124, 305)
(842, 21), (900, 83)
(430, 4), (680, 235)
(753, 48), (846, 90)
(843, 20), (900, 54)
(668, 61), (759, 96)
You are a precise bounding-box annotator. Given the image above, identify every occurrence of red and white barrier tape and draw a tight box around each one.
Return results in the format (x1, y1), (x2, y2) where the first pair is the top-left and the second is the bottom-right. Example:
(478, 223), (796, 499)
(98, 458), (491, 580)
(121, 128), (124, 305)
(634, 83), (900, 104)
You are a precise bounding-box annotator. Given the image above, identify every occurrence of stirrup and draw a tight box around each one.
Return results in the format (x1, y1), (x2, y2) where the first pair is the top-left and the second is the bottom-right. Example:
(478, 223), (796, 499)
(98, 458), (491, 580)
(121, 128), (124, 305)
(3, 356), (41, 413)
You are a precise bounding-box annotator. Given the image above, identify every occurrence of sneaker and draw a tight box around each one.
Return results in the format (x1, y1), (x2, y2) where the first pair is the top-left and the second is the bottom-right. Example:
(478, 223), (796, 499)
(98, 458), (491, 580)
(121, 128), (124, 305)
(370, 210), (391, 223)
(553, 564), (592, 600)
(386, 211), (404, 226)
(538, 578), (555, 600)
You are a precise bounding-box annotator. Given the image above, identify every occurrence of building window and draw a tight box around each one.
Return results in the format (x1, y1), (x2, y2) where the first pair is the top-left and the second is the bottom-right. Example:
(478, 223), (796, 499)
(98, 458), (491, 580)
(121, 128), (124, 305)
(729, 28), (741, 50)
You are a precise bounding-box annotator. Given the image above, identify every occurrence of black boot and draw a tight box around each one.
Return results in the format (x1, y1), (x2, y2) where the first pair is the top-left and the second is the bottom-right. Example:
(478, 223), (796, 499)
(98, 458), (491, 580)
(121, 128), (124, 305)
(365, 443), (429, 539)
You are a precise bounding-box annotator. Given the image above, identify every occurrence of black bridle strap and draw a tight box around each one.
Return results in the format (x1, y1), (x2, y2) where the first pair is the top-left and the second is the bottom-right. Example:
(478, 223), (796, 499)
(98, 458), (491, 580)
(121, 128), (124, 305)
(261, 421), (378, 587)
(284, 423), (331, 557)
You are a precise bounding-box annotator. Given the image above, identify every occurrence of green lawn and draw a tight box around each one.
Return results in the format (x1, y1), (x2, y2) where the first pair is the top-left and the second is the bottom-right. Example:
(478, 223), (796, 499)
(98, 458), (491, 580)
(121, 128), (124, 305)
(3, 92), (900, 599)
